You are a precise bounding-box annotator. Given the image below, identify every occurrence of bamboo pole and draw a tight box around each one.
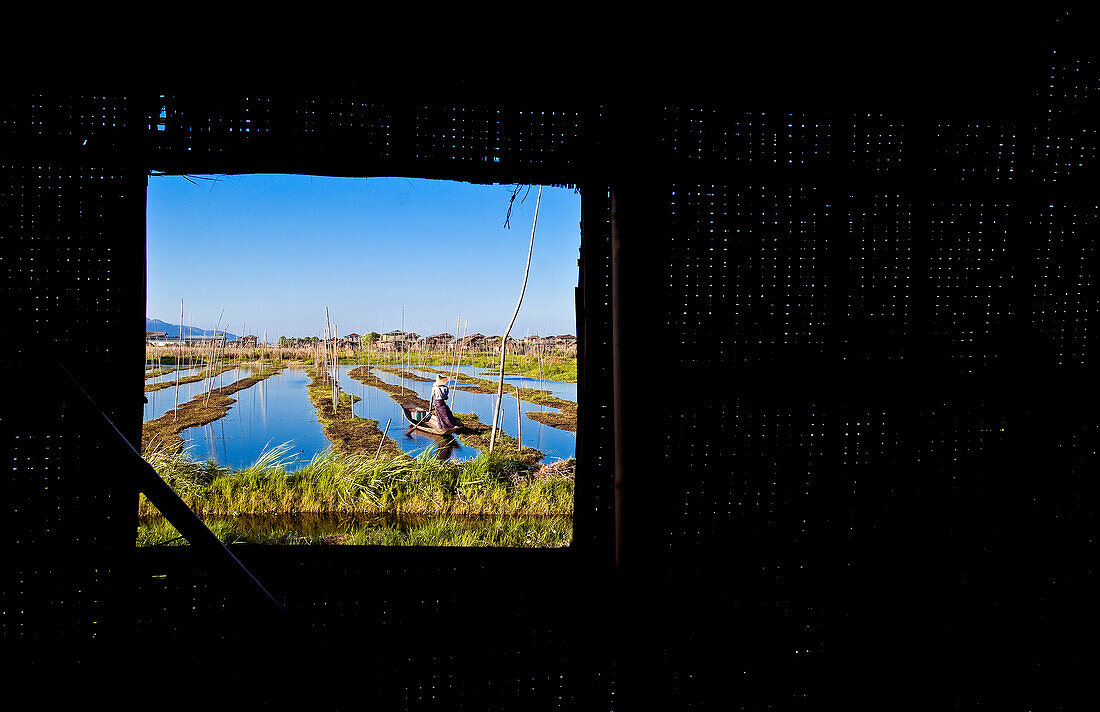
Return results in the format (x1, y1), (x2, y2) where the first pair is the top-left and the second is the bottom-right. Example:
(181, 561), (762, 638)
(207, 324), (217, 393)
(205, 311), (223, 405)
(219, 326), (228, 388)
(376, 418), (391, 457)
(449, 314), (461, 382)
(174, 298), (183, 421)
(537, 341), (545, 412)
(515, 385), (522, 453)
(490, 185), (542, 452)
(453, 317), (469, 412)
(204, 323), (214, 391)
(323, 308), (331, 388)
(218, 324), (229, 389)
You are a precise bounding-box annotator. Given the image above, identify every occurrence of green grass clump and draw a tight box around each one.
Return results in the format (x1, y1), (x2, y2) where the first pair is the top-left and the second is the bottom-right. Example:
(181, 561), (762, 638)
(137, 442), (574, 547)
(140, 443), (574, 519)
(138, 514), (572, 547)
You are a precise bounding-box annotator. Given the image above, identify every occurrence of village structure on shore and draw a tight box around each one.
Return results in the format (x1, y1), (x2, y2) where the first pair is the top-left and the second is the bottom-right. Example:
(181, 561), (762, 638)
(147, 328), (577, 355)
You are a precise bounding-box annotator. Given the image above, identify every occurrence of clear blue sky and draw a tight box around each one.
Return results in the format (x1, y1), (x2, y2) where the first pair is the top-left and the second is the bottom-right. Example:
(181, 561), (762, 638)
(146, 175), (581, 339)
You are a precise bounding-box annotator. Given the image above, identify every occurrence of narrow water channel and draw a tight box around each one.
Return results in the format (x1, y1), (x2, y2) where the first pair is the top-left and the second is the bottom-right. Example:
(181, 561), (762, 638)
(179, 366), (330, 471)
(444, 364), (577, 402)
(144, 378), (203, 421)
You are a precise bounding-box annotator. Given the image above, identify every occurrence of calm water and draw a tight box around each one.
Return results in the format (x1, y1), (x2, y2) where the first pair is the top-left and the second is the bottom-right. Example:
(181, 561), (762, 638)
(151, 363), (577, 469)
(179, 367), (330, 471)
(442, 364), (577, 402)
(144, 378), (205, 421)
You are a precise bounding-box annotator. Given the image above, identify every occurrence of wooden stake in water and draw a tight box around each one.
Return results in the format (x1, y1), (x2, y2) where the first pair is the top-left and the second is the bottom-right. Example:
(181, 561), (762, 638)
(453, 317), (469, 412)
(323, 307), (331, 387)
(219, 324), (229, 389)
(446, 315), (460, 405)
(205, 310), (223, 405)
(515, 385), (522, 453)
(376, 418), (391, 457)
(537, 341), (545, 412)
(174, 298), (183, 421)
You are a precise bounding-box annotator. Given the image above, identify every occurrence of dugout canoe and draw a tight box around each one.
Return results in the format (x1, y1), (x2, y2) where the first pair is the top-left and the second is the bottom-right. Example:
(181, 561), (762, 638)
(401, 404), (460, 436)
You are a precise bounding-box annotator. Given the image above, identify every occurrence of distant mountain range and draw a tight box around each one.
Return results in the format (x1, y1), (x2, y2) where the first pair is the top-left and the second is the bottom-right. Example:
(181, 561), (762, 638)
(146, 318), (239, 341)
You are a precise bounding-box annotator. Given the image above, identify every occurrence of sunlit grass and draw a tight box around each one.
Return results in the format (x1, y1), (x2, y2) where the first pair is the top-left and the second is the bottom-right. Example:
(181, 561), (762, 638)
(136, 514), (573, 547)
(139, 442), (574, 518)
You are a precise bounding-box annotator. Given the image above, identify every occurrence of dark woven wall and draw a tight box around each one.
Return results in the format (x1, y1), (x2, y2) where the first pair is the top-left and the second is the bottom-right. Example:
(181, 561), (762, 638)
(2, 10), (1097, 710)
(607, 10), (1098, 709)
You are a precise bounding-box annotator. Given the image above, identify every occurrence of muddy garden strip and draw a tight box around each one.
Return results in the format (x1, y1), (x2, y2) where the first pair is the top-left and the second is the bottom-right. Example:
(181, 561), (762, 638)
(142, 363), (287, 452)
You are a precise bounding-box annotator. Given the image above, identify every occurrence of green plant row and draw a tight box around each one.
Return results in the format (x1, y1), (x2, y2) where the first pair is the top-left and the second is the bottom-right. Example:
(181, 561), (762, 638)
(137, 513), (572, 547)
(140, 442), (574, 519)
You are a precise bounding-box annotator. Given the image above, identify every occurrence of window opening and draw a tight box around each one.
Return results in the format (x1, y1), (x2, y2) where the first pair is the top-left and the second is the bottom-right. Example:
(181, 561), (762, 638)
(141, 174), (581, 548)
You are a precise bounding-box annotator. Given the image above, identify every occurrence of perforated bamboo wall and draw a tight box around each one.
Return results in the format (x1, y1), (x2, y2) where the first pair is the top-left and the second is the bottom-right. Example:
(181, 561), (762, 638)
(3, 10), (1097, 709)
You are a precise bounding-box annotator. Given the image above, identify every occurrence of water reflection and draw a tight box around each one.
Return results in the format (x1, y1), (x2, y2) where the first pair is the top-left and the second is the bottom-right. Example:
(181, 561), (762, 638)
(144, 364), (258, 421)
(402, 431), (460, 460)
(144, 378), (205, 421)
(179, 366), (330, 471)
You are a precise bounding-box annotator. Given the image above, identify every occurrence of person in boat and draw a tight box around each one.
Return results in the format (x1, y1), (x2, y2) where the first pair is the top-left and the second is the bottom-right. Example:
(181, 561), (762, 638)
(430, 374), (459, 430)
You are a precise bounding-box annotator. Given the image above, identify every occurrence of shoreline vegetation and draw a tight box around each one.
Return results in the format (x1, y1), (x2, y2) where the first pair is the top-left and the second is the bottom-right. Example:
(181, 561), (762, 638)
(139, 444), (574, 519)
(137, 514), (573, 547)
(138, 444), (575, 547)
(148, 345), (578, 383)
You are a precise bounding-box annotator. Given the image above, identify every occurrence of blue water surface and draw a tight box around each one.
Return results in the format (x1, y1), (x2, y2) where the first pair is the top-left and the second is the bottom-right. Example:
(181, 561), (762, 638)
(179, 366), (331, 471)
(150, 363), (576, 470)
